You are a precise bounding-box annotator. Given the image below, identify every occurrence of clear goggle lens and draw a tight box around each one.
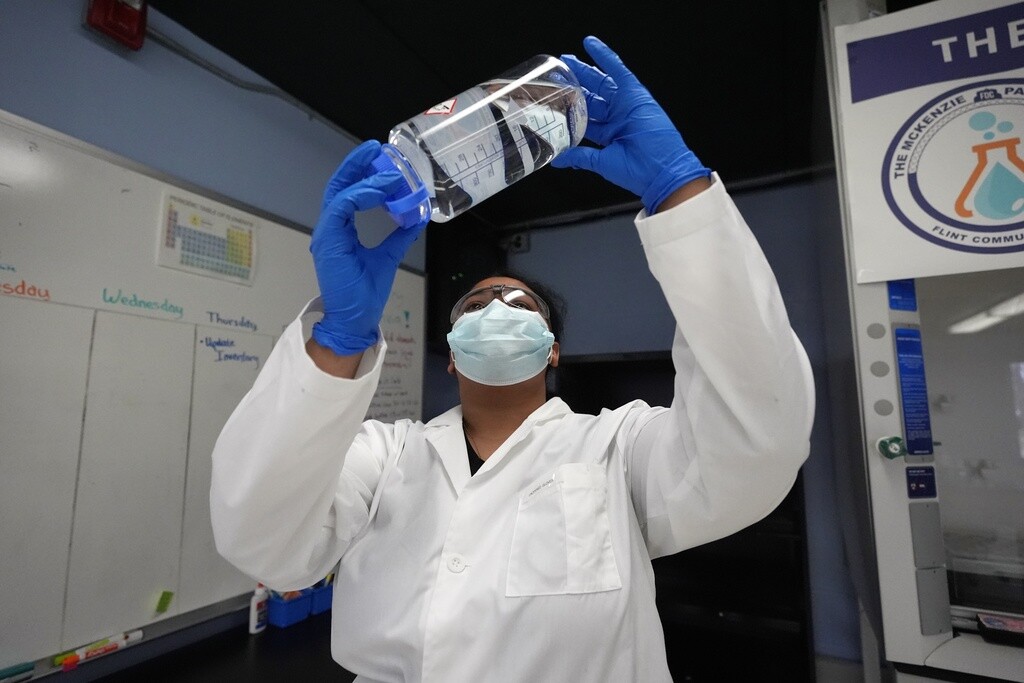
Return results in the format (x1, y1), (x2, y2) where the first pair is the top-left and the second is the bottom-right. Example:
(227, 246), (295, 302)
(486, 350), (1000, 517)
(450, 284), (550, 324)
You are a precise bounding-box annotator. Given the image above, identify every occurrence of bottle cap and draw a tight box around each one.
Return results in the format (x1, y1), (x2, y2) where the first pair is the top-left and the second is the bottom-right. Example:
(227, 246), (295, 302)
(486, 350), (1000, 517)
(371, 145), (430, 230)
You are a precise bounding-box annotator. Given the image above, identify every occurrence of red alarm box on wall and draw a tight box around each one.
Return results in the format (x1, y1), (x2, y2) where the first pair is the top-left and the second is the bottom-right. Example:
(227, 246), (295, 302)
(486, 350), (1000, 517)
(85, 0), (148, 51)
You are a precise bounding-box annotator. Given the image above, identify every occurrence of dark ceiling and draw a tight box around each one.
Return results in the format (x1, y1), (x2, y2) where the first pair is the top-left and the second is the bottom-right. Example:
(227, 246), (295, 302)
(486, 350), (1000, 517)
(148, 0), (933, 235)
(145, 0), (936, 347)
(148, 0), (837, 233)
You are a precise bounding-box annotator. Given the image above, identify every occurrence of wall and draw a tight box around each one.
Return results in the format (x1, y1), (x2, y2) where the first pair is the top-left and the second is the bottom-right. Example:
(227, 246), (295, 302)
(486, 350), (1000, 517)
(0, 0), (424, 271)
(505, 177), (862, 662)
(0, 0), (426, 671)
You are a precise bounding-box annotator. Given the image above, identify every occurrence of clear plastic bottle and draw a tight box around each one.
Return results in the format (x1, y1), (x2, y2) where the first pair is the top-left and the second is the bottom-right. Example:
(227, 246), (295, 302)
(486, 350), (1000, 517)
(372, 54), (588, 228)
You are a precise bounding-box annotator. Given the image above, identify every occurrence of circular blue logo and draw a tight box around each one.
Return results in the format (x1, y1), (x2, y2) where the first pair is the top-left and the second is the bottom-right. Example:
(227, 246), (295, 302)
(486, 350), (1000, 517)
(882, 78), (1024, 254)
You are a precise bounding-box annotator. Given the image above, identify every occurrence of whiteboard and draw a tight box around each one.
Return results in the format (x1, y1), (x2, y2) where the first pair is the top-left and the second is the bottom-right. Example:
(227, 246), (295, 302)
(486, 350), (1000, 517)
(368, 267), (426, 422)
(179, 326), (275, 616)
(0, 298), (92, 668)
(0, 109), (425, 668)
(64, 312), (196, 646)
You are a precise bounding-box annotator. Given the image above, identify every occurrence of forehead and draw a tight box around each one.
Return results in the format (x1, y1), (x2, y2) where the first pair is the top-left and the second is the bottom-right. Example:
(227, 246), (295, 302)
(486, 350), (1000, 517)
(467, 277), (533, 294)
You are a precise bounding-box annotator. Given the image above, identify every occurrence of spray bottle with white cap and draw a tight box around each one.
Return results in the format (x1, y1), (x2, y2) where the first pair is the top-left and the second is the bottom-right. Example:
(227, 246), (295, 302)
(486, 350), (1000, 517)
(249, 582), (269, 634)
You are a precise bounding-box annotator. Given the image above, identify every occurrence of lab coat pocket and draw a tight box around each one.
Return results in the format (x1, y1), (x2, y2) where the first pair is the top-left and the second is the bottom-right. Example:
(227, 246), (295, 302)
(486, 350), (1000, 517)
(506, 463), (621, 597)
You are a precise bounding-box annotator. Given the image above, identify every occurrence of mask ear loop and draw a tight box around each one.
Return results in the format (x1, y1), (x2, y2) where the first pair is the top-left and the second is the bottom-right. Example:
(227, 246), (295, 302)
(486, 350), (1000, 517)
(541, 313), (555, 366)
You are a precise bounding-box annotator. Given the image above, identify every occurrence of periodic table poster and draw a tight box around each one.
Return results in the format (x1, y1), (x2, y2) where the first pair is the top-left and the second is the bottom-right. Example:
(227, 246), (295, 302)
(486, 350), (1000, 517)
(159, 189), (257, 286)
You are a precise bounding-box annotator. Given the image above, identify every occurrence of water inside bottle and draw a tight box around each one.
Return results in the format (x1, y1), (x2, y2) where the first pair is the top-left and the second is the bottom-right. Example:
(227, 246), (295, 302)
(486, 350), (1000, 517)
(387, 65), (587, 222)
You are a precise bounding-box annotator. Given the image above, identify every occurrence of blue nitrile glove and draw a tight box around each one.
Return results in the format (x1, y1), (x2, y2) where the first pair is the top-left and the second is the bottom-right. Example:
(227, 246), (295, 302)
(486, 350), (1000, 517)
(310, 139), (427, 356)
(551, 36), (712, 214)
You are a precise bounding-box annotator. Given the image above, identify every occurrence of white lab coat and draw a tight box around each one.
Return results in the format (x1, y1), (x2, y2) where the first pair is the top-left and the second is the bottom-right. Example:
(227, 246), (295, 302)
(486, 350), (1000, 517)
(210, 175), (815, 683)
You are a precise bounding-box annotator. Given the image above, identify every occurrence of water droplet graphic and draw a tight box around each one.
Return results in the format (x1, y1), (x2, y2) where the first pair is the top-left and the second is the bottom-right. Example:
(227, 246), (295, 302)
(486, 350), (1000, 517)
(974, 162), (1024, 219)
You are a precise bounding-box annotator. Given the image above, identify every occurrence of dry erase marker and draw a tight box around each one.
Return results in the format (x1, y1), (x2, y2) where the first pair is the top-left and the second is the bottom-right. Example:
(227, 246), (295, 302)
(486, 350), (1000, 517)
(54, 627), (137, 666)
(62, 630), (143, 670)
(0, 662), (34, 683)
(54, 637), (111, 666)
(0, 671), (33, 683)
(83, 629), (143, 660)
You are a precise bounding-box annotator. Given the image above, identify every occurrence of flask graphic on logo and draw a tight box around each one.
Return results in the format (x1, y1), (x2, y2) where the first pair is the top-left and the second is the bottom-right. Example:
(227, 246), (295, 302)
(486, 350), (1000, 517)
(955, 110), (1024, 220)
(883, 79), (1024, 254)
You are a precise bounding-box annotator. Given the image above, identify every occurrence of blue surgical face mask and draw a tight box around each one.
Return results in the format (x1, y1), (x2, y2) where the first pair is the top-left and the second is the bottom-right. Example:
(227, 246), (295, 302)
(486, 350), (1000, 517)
(446, 299), (555, 387)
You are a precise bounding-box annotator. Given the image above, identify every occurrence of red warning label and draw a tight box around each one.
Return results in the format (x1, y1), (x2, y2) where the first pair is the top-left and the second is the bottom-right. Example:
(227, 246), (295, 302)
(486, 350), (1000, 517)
(424, 98), (457, 115)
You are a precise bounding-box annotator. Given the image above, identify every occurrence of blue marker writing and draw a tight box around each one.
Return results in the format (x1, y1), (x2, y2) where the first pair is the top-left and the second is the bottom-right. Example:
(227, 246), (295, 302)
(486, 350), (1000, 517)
(206, 310), (257, 332)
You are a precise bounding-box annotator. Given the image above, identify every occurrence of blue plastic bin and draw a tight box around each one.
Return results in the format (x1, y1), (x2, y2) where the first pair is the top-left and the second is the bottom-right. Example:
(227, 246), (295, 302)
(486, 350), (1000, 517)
(310, 584), (333, 615)
(267, 590), (311, 628)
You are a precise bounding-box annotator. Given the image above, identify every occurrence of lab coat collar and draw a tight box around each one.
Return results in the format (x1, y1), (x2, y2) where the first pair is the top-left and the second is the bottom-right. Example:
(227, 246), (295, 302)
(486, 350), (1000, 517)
(423, 397), (572, 495)
(423, 396), (571, 428)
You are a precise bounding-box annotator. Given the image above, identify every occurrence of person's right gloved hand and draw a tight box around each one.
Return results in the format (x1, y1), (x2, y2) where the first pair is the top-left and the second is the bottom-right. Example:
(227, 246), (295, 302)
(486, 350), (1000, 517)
(551, 36), (712, 214)
(310, 139), (427, 356)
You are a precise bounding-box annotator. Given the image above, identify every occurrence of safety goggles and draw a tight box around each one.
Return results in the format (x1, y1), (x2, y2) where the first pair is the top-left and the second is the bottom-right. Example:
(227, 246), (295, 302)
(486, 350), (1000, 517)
(449, 284), (550, 324)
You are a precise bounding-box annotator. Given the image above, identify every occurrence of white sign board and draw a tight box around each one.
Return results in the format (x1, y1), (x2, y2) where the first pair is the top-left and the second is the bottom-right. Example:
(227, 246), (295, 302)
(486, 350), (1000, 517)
(834, 0), (1024, 283)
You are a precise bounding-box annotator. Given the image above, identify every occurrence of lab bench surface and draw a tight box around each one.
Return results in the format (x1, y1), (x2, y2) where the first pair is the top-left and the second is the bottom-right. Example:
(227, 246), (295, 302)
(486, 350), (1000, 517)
(98, 611), (355, 682)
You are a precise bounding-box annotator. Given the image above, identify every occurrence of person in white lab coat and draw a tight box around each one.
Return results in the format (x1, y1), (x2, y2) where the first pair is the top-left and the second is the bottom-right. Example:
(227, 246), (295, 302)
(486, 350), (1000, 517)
(211, 35), (815, 683)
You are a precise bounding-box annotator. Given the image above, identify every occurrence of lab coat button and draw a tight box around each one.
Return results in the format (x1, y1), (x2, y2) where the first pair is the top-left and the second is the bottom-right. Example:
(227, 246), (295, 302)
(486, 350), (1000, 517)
(447, 554), (466, 573)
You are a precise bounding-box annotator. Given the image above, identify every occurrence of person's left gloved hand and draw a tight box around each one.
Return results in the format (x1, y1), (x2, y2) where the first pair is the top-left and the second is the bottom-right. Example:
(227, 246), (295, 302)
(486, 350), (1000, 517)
(551, 35), (711, 214)
(310, 140), (427, 356)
